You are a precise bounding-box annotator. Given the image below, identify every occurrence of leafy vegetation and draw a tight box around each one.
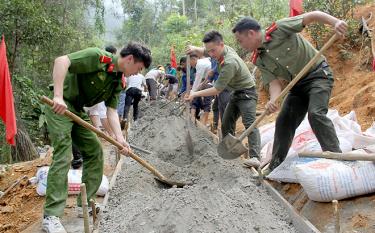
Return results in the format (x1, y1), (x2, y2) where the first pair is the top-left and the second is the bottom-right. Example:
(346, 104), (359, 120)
(0, 0), (105, 162)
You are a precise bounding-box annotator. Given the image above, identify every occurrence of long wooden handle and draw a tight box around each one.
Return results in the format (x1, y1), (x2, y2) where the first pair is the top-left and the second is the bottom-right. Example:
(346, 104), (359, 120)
(186, 41), (192, 94)
(186, 55), (191, 93)
(238, 34), (338, 141)
(40, 96), (166, 179)
(299, 151), (375, 161)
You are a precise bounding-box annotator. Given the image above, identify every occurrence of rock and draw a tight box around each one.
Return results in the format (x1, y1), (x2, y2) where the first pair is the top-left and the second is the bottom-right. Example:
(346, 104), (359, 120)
(0, 206), (14, 213)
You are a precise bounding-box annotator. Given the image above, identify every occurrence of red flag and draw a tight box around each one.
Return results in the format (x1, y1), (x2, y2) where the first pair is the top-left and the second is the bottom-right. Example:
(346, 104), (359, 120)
(289, 0), (303, 17)
(0, 35), (17, 145)
(170, 46), (177, 68)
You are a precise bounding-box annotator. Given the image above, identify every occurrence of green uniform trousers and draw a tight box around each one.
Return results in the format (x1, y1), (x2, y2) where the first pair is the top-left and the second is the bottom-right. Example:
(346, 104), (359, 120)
(269, 62), (342, 170)
(44, 101), (103, 217)
(221, 87), (260, 158)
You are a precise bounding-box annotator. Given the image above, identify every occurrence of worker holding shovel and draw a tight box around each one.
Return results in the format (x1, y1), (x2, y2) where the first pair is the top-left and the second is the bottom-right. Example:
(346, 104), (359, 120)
(42, 43), (152, 233)
(232, 11), (348, 174)
(185, 31), (261, 168)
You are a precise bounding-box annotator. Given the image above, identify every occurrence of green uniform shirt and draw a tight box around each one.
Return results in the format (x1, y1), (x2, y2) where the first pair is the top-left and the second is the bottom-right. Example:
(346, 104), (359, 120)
(214, 45), (255, 91)
(63, 48), (123, 110)
(254, 15), (325, 86)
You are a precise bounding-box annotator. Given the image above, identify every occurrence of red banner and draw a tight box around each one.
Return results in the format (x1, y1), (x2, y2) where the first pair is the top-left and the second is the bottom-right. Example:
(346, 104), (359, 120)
(170, 46), (177, 68)
(0, 35), (17, 145)
(289, 0), (303, 17)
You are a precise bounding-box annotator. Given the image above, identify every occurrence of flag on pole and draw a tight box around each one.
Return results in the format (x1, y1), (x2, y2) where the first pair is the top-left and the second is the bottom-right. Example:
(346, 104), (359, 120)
(289, 0), (303, 17)
(0, 35), (17, 145)
(170, 46), (177, 68)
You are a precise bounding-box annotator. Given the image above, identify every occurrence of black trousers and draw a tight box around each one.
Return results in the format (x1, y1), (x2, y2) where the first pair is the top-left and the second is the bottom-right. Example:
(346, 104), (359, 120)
(212, 89), (231, 128)
(269, 63), (342, 170)
(222, 87), (260, 158)
(123, 87), (142, 121)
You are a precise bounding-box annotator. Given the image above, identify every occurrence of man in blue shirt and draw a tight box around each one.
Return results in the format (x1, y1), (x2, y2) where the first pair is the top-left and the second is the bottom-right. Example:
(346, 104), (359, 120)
(178, 56), (195, 97)
(166, 63), (177, 77)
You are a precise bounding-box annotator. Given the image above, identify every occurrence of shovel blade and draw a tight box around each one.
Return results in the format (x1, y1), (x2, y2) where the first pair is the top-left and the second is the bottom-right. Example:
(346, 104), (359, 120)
(154, 177), (190, 188)
(217, 133), (248, 159)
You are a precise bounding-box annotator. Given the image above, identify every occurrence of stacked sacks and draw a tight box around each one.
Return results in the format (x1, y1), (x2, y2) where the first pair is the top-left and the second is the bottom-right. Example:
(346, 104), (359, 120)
(259, 110), (375, 201)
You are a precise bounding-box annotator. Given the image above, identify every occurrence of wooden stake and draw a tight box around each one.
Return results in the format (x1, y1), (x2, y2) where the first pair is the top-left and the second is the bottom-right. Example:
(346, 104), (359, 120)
(332, 200), (340, 233)
(80, 183), (90, 233)
(90, 199), (97, 224)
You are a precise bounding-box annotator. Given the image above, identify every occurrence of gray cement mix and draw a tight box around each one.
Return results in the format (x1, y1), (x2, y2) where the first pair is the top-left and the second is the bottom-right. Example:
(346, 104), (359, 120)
(100, 102), (297, 233)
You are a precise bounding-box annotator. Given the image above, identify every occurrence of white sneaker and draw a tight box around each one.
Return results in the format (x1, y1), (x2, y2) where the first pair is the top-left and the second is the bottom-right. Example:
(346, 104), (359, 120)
(42, 216), (67, 233)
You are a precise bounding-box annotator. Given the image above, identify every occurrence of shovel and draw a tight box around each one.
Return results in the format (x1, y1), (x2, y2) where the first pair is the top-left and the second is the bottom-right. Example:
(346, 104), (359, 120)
(160, 96), (178, 109)
(185, 53), (194, 155)
(41, 96), (188, 187)
(170, 102), (185, 115)
(218, 34), (338, 159)
(161, 92), (184, 109)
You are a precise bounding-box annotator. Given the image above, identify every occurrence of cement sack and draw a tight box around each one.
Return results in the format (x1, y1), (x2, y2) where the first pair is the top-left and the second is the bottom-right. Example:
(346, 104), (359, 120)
(266, 133), (352, 183)
(259, 122), (275, 149)
(332, 111), (375, 148)
(259, 116), (312, 146)
(260, 141), (273, 167)
(36, 166), (109, 196)
(295, 151), (375, 202)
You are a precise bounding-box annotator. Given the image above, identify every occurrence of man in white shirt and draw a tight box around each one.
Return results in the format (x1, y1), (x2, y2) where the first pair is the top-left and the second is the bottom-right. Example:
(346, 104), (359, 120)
(121, 73), (147, 126)
(145, 66), (165, 101)
(190, 54), (214, 126)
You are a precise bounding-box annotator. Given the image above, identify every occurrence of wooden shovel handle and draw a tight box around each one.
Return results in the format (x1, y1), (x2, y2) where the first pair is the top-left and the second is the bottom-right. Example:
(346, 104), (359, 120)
(40, 96), (166, 180)
(299, 151), (375, 161)
(238, 34), (338, 141)
(186, 41), (192, 94)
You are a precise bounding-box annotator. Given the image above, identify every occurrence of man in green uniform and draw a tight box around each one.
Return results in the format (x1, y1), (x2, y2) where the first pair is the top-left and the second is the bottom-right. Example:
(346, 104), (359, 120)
(42, 43), (151, 233)
(186, 31), (261, 167)
(232, 11), (348, 173)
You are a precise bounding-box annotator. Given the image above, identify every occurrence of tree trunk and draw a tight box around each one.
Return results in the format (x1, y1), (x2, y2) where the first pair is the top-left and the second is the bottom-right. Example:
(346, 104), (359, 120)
(194, 0), (197, 23)
(11, 125), (38, 162)
(61, 0), (67, 53)
(182, 0), (186, 16)
(10, 30), (19, 75)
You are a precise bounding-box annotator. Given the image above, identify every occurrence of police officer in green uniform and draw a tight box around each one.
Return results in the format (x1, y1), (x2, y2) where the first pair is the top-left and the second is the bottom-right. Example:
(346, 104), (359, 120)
(232, 11), (348, 173)
(186, 31), (261, 168)
(42, 43), (151, 233)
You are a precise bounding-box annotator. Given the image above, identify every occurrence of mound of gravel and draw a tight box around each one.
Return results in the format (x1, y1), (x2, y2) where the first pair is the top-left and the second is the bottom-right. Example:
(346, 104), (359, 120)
(100, 102), (296, 233)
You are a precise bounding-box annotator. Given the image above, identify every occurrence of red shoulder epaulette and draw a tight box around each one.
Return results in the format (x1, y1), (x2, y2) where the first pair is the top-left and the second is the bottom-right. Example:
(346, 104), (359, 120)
(121, 74), (126, 89)
(218, 56), (225, 67)
(251, 50), (258, 64)
(265, 22), (278, 42)
(107, 63), (115, 73)
(99, 55), (112, 64)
